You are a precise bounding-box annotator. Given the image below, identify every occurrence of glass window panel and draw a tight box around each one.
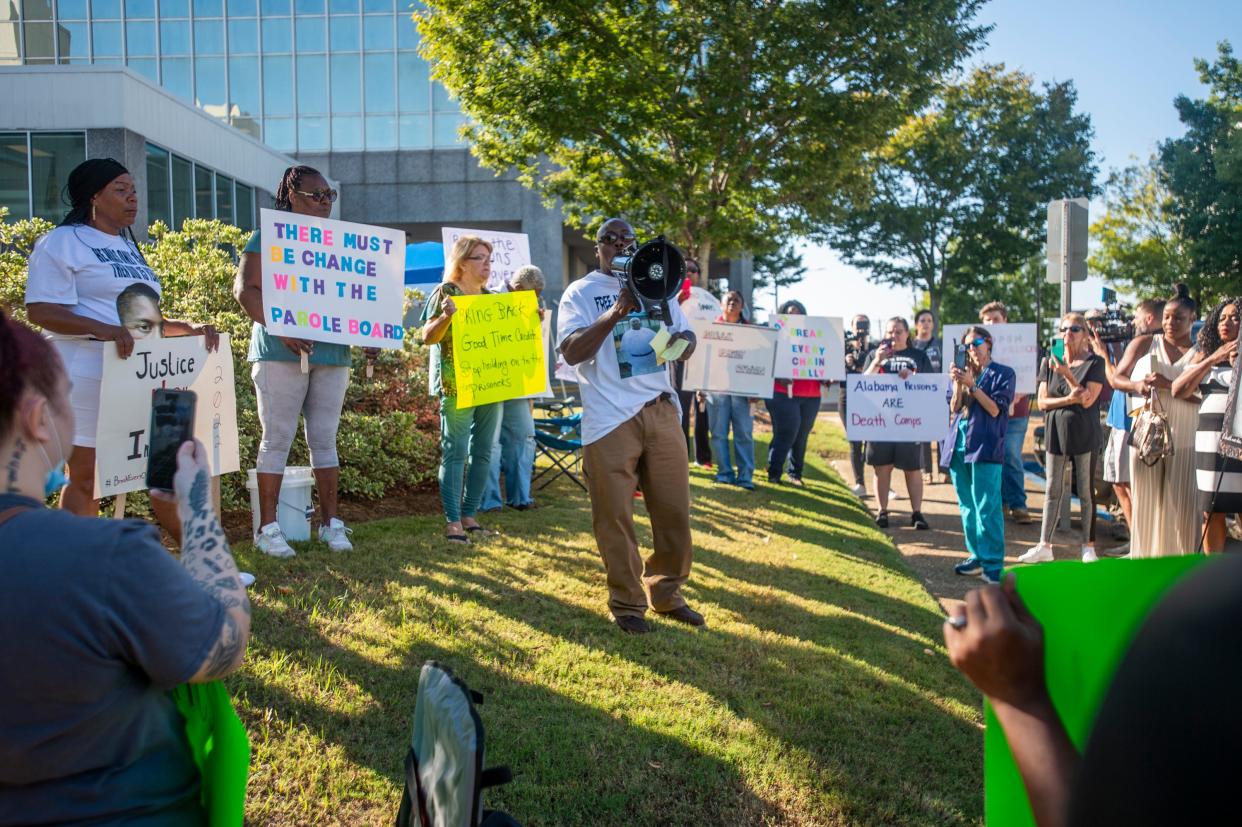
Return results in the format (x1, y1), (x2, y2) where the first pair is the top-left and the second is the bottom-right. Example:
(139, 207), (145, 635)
(228, 55), (260, 119)
(365, 114), (395, 149)
(263, 118), (295, 151)
(170, 154), (192, 228)
(160, 0), (190, 15)
(57, 22), (89, 61)
(235, 183), (254, 231)
(362, 0), (389, 11)
(296, 54), (326, 113)
(92, 0), (122, 17)
(161, 56), (192, 100)
(362, 14), (391, 50)
(92, 56), (123, 64)
(0, 134), (29, 220)
(160, 20), (190, 54)
(193, 0), (222, 15)
(328, 15), (356, 50)
(30, 133), (85, 222)
(127, 56), (157, 82)
(328, 0), (355, 12)
(55, 0), (89, 18)
(21, 0), (52, 19)
(294, 0), (322, 12)
(126, 21), (156, 55)
(125, 0), (155, 16)
(398, 114), (430, 149)
(331, 116), (362, 150)
(194, 164), (214, 219)
(230, 114), (261, 139)
(397, 51), (427, 111)
(298, 116), (328, 151)
(194, 19), (224, 53)
(227, 18), (257, 53)
(294, 16), (324, 51)
(262, 55), (293, 116)
(91, 21), (122, 57)
(432, 81), (456, 112)
(227, 0), (255, 14)
(24, 23), (56, 63)
(145, 143), (171, 229)
(363, 52), (393, 112)
(259, 0), (288, 15)
(261, 17), (290, 52)
(433, 111), (467, 146)
(397, 17), (417, 49)
(328, 52), (359, 113)
(195, 57), (225, 111)
(215, 175), (233, 225)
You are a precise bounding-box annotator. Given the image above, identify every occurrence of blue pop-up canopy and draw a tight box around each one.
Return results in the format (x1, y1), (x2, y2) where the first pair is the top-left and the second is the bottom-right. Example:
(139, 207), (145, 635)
(405, 242), (444, 288)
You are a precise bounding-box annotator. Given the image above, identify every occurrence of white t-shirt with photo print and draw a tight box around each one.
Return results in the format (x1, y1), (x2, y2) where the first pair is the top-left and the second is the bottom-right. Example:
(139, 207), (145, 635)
(556, 270), (689, 445)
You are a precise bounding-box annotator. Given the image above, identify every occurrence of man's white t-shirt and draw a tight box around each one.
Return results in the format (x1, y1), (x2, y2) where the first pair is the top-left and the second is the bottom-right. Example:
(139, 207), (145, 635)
(556, 270), (689, 445)
(25, 225), (162, 338)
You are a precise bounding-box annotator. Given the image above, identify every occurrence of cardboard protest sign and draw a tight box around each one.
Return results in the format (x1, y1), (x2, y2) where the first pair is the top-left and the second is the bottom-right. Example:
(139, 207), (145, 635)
(683, 320), (779, 396)
(986, 557), (1207, 826)
(844, 373), (950, 442)
(441, 227), (531, 293)
(451, 291), (546, 408)
(260, 207), (405, 349)
(94, 334), (240, 497)
(773, 314), (844, 381)
(681, 286), (722, 323)
(943, 323), (1038, 394)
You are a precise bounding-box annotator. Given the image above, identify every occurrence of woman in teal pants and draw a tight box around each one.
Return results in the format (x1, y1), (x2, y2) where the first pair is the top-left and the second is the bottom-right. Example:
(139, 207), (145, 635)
(941, 326), (1015, 584)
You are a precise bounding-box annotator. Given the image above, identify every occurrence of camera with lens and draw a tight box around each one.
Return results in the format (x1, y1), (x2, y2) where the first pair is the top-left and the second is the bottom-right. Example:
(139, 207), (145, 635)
(844, 320), (873, 370)
(1094, 287), (1134, 343)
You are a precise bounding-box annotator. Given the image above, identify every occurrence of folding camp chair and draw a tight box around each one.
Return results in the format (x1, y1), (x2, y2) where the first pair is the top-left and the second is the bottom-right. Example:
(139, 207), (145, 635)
(532, 413), (585, 492)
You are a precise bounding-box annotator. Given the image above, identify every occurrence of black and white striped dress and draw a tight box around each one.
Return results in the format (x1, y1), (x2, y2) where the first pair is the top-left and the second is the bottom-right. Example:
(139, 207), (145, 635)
(1196, 365), (1242, 513)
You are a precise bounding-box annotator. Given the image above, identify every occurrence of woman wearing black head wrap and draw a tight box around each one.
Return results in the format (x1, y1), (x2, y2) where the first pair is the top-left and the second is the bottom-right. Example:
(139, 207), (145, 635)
(25, 158), (219, 527)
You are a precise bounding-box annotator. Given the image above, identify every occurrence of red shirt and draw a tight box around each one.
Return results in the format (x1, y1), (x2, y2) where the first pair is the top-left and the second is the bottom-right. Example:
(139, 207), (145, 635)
(773, 379), (823, 398)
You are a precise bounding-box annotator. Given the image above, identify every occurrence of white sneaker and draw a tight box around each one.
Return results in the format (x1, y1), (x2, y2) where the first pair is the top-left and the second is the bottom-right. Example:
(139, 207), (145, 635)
(1017, 543), (1054, 564)
(851, 483), (867, 497)
(318, 517), (354, 552)
(256, 521), (296, 558)
(1081, 546), (1099, 563)
(890, 490), (904, 500)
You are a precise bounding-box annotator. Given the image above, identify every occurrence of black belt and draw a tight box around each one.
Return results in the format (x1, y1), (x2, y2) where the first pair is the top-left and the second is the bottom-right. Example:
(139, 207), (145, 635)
(643, 392), (673, 408)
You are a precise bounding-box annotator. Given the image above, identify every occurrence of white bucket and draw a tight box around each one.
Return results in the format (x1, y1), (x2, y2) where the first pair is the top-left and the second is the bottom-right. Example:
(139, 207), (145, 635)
(246, 467), (316, 542)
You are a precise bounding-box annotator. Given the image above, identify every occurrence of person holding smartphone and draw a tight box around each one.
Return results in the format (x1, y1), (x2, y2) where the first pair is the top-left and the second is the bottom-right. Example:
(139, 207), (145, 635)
(942, 327), (1014, 584)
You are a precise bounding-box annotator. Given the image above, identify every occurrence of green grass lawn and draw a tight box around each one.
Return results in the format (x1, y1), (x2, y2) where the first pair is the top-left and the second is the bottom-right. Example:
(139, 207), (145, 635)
(226, 424), (983, 826)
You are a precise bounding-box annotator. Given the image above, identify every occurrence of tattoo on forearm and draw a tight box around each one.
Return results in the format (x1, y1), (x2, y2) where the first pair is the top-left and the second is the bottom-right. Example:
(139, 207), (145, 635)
(5, 437), (25, 494)
(189, 469), (208, 512)
(199, 611), (246, 680)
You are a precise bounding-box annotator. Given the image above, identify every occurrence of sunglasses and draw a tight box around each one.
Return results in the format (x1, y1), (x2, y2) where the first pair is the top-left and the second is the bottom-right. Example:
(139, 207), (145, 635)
(597, 231), (637, 245)
(1059, 324), (1084, 333)
(966, 338), (988, 348)
(294, 188), (338, 204)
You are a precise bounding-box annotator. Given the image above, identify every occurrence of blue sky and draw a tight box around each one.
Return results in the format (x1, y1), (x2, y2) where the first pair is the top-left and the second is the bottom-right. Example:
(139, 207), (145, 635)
(788, 0), (1242, 324)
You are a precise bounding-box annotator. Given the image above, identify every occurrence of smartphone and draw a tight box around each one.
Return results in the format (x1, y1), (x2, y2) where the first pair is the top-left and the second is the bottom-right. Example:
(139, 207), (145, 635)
(146, 389), (197, 492)
(1051, 338), (1066, 361)
(953, 344), (968, 370)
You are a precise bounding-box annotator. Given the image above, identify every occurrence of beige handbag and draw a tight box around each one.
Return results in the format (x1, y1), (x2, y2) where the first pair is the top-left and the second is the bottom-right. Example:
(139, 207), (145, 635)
(1130, 389), (1174, 467)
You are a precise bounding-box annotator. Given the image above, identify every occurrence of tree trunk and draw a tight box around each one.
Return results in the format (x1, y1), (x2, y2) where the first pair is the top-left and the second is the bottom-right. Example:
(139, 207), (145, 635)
(693, 239), (712, 289)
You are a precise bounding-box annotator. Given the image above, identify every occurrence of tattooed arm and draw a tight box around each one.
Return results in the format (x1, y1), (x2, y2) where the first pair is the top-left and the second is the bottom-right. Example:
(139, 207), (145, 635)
(154, 440), (251, 682)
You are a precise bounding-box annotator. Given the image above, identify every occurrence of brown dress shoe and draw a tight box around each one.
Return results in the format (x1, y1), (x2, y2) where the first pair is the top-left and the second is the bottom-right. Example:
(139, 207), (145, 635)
(614, 615), (651, 634)
(657, 605), (706, 627)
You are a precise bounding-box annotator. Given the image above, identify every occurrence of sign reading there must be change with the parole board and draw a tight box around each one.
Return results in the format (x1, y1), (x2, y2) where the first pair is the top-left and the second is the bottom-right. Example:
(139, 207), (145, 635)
(942, 323), (1038, 394)
(682, 320), (779, 397)
(94, 334), (240, 497)
(451, 291), (546, 408)
(441, 227), (531, 294)
(260, 208), (406, 349)
(773, 314), (844, 381)
(844, 373), (950, 443)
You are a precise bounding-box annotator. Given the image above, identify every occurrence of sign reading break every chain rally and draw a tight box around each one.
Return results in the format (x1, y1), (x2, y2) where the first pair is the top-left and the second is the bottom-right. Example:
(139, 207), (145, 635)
(260, 207), (406, 349)
(773, 314), (845, 381)
(451, 292), (546, 408)
(845, 373), (951, 443)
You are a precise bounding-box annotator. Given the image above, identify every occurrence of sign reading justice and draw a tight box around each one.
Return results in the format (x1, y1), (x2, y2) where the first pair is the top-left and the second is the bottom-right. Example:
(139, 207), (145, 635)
(450, 292), (546, 408)
(260, 207), (406, 349)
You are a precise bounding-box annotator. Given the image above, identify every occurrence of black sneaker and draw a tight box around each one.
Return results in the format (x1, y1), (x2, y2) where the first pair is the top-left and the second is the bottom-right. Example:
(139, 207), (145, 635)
(912, 511), (929, 530)
(875, 510), (889, 528)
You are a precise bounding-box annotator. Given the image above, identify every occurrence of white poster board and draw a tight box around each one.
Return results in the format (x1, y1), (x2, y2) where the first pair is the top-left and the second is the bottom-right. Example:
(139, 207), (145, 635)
(441, 226), (531, 293)
(94, 334), (240, 497)
(844, 373), (951, 443)
(681, 286), (722, 323)
(260, 207), (405, 349)
(773, 314), (844, 381)
(942, 323), (1038, 394)
(683, 320), (779, 396)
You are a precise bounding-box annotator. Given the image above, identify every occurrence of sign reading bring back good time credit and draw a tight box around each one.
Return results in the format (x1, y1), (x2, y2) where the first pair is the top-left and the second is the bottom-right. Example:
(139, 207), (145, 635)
(260, 208), (406, 349)
(451, 291), (546, 408)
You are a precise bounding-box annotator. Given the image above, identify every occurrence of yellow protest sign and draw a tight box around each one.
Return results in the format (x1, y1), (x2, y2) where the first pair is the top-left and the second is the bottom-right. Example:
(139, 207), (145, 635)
(451, 291), (546, 408)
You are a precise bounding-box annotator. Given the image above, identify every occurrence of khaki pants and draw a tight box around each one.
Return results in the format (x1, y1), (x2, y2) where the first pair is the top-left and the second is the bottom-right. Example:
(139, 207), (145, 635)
(582, 398), (693, 618)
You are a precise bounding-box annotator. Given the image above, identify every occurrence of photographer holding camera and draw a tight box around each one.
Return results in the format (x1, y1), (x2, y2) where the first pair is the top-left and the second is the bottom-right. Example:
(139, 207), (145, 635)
(842, 314), (876, 497)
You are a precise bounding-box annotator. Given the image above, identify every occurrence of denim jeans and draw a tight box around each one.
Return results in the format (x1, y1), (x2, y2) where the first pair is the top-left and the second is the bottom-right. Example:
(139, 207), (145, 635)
(1002, 416), (1029, 509)
(949, 452), (1005, 578)
(765, 395), (820, 481)
(439, 397), (502, 523)
(482, 398), (536, 509)
(708, 394), (754, 484)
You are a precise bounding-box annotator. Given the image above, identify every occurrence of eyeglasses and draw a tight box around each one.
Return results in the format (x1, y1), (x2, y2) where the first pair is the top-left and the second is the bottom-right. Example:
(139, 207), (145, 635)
(597, 231), (636, 245)
(966, 338), (988, 348)
(294, 188), (338, 204)
(1059, 324), (1084, 333)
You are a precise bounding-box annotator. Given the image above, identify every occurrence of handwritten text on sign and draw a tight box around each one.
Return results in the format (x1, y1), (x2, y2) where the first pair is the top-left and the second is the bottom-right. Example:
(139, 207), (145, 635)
(773, 314), (844, 381)
(845, 374), (950, 443)
(442, 227), (531, 294)
(942, 323), (1038, 394)
(451, 291), (546, 408)
(94, 334), (240, 497)
(682, 320), (779, 396)
(260, 207), (405, 349)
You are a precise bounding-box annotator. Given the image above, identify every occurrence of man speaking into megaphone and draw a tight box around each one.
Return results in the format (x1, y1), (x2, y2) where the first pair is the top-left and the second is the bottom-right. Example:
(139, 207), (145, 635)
(557, 217), (703, 635)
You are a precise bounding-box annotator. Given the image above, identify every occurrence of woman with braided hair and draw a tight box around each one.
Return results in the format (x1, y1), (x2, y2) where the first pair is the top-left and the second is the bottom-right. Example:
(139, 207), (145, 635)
(24, 157), (219, 534)
(1173, 296), (1242, 552)
(235, 165), (357, 557)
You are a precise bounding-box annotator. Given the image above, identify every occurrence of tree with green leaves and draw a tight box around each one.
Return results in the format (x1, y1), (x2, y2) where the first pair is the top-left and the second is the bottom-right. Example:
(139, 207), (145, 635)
(822, 65), (1097, 320)
(1159, 40), (1242, 302)
(415, 0), (987, 285)
(750, 244), (806, 316)
(930, 253), (1060, 340)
